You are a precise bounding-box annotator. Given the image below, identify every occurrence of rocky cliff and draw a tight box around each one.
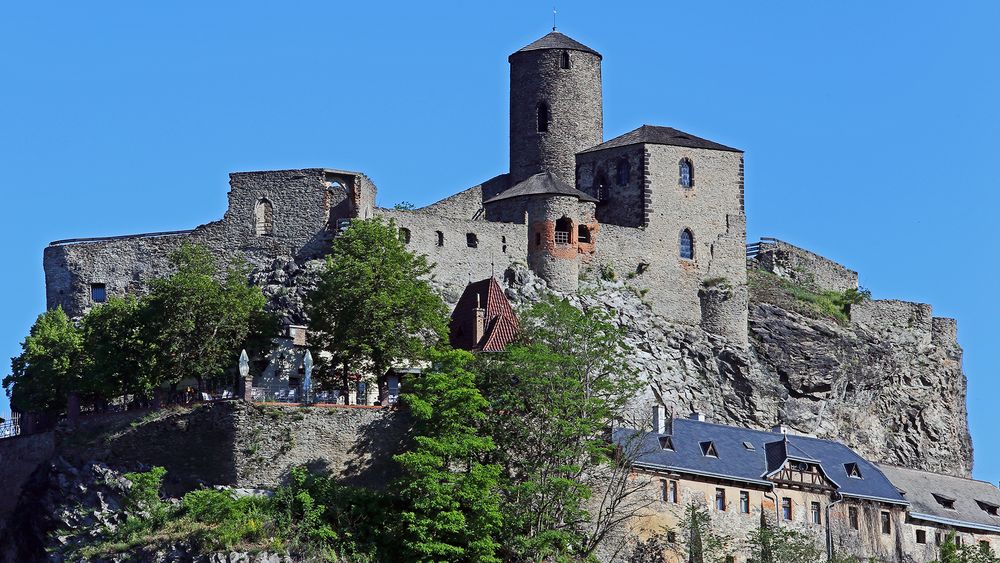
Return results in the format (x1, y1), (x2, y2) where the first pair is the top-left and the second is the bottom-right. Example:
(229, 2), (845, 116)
(503, 264), (972, 478)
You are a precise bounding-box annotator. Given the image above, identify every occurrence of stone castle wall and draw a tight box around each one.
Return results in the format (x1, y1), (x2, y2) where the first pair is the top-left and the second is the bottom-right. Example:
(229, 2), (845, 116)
(754, 239), (859, 293)
(0, 432), (55, 532)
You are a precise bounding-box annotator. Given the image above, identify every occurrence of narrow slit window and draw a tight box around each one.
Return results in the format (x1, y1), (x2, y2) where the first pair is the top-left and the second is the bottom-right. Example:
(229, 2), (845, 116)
(537, 102), (550, 133)
(435, 231), (444, 246)
(560, 50), (570, 69)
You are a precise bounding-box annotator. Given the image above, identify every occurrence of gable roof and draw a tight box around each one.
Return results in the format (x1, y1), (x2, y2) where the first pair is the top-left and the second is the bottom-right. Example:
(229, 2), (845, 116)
(877, 464), (1000, 533)
(580, 125), (742, 154)
(614, 418), (906, 505)
(448, 277), (519, 352)
(510, 31), (601, 60)
(483, 171), (598, 204)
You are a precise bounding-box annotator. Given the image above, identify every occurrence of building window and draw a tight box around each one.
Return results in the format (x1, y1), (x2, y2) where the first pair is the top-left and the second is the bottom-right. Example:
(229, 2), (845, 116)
(935, 532), (942, 546)
(535, 232), (541, 246)
(916, 530), (927, 544)
(701, 441), (718, 457)
(616, 158), (630, 186)
(90, 283), (107, 303)
(435, 230), (444, 246)
(666, 531), (677, 543)
(739, 491), (750, 514)
(849, 506), (859, 530)
(880, 511), (891, 535)
(978, 501), (1000, 516)
(933, 494), (956, 510)
(781, 498), (792, 521)
(254, 198), (275, 236)
(577, 225), (591, 244)
(845, 462), (864, 479)
(680, 229), (695, 260)
(659, 436), (674, 450)
(715, 488), (726, 511)
(554, 217), (572, 245)
(981, 541), (990, 550)
(560, 50), (570, 69)
(398, 227), (411, 244)
(811, 502), (821, 524)
(537, 102), (550, 133)
(595, 173), (609, 202)
(679, 158), (694, 188)
(466, 233), (478, 248)
(666, 480), (678, 503)
(956, 536), (964, 547)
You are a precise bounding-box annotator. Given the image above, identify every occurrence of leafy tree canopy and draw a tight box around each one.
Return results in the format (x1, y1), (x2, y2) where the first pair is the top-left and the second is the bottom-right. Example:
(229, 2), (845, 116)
(306, 217), (448, 388)
(3, 307), (82, 414)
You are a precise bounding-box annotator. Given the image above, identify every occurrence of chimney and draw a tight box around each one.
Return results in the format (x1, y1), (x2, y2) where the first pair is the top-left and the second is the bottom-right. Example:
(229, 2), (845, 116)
(689, 411), (706, 422)
(473, 292), (486, 345)
(772, 424), (789, 434)
(652, 405), (666, 434)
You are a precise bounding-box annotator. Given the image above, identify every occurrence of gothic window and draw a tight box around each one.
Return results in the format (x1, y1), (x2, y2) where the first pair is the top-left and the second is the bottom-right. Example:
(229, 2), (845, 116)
(577, 224), (591, 244)
(398, 227), (411, 244)
(435, 230), (444, 246)
(616, 158), (630, 186)
(90, 283), (107, 303)
(560, 50), (570, 69)
(679, 158), (694, 189)
(254, 198), (274, 236)
(537, 102), (550, 133)
(554, 217), (572, 245)
(466, 233), (478, 248)
(680, 229), (694, 260)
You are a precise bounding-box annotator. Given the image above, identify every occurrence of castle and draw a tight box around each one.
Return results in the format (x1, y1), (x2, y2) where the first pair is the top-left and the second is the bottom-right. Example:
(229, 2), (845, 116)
(43, 29), (749, 346)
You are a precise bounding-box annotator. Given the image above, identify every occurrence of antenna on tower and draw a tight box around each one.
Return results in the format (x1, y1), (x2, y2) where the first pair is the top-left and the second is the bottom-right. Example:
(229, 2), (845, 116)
(552, 5), (557, 31)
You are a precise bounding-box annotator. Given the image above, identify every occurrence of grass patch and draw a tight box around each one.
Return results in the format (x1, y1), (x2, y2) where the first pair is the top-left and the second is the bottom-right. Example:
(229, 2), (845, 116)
(749, 268), (869, 324)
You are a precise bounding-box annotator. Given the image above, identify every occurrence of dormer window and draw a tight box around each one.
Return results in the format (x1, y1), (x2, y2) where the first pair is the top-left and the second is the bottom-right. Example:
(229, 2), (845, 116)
(977, 500), (999, 517)
(845, 462), (864, 479)
(701, 441), (718, 458)
(932, 493), (956, 510)
(560, 50), (570, 69)
(742, 441), (755, 451)
(659, 436), (674, 451)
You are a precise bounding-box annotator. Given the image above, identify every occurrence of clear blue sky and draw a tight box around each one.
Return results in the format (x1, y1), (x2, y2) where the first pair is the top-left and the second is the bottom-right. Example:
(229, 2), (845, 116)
(1, 2), (997, 483)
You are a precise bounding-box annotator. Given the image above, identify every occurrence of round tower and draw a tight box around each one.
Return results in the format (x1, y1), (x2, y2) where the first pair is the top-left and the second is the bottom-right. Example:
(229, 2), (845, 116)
(509, 30), (603, 186)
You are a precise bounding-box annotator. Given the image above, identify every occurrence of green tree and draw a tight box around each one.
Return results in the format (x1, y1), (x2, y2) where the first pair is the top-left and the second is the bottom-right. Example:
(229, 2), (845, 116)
(3, 307), (83, 414)
(668, 502), (733, 563)
(79, 296), (152, 402)
(744, 522), (823, 563)
(394, 349), (503, 562)
(143, 243), (271, 390)
(475, 295), (643, 560)
(305, 217), (448, 392)
(935, 532), (1000, 563)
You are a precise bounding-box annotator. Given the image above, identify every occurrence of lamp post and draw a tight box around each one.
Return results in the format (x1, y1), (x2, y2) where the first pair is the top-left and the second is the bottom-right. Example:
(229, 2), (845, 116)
(303, 349), (313, 405)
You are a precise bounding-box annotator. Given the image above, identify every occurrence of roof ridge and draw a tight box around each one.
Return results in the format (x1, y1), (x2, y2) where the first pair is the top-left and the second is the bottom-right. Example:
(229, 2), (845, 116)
(877, 462), (999, 486)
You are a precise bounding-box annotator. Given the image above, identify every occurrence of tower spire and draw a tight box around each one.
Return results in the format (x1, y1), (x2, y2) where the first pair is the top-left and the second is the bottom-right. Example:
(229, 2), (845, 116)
(552, 5), (557, 31)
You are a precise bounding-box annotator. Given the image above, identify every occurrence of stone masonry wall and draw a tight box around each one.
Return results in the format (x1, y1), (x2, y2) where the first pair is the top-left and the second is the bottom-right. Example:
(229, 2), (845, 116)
(755, 239), (859, 293)
(0, 432), (55, 533)
(576, 145), (646, 228)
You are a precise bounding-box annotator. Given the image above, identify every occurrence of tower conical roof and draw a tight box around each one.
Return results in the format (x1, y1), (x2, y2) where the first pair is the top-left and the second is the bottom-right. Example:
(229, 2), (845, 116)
(510, 30), (601, 60)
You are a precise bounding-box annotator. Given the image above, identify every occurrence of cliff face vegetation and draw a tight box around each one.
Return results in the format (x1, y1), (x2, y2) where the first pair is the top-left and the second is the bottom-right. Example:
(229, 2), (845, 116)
(505, 265), (972, 478)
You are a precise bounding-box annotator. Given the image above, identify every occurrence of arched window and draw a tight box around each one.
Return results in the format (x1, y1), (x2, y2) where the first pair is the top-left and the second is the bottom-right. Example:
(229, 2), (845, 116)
(537, 102), (550, 133)
(679, 229), (694, 260)
(399, 227), (411, 244)
(560, 50), (571, 69)
(554, 216), (573, 245)
(679, 158), (694, 189)
(254, 198), (274, 236)
(577, 224), (591, 244)
(435, 230), (444, 246)
(616, 158), (630, 186)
